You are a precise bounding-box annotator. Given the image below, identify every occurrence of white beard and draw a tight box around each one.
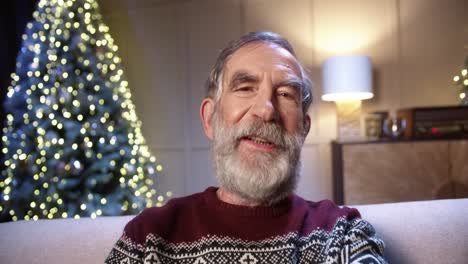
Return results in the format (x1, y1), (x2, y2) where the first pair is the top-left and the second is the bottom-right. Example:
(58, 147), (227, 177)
(211, 111), (306, 205)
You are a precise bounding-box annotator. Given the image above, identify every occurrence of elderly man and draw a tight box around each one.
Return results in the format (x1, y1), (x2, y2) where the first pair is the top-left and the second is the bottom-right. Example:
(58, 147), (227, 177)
(106, 31), (386, 264)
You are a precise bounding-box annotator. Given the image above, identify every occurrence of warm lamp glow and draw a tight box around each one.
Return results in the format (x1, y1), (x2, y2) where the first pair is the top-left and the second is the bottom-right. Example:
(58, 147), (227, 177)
(316, 32), (369, 54)
(312, 2), (396, 54)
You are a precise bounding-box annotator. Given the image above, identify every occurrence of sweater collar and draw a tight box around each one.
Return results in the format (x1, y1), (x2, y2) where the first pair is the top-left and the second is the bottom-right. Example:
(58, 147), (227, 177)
(203, 187), (293, 217)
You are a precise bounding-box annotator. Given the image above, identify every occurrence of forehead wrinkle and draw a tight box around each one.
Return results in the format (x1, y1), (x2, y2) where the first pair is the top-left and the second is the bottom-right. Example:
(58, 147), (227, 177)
(227, 42), (300, 72)
(250, 42), (302, 78)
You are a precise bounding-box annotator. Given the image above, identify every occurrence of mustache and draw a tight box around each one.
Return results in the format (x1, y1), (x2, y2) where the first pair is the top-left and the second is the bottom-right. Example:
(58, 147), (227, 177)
(226, 120), (287, 148)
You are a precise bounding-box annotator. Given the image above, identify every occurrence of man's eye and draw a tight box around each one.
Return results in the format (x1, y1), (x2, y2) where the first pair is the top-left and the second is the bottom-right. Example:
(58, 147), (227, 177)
(277, 87), (300, 105)
(277, 91), (296, 100)
(235, 86), (253, 92)
(278, 92), (292, 98)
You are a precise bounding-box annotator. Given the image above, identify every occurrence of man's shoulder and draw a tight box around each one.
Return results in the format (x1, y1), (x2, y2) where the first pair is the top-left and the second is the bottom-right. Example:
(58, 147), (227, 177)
(293, 195), (361, 232)
(295, 195), (360, 216)
(309, 199), (360, 217)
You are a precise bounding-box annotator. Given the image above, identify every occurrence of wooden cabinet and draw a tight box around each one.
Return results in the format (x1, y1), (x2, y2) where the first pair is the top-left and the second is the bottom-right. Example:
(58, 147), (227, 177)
(332, 139), (468, 205)
(450, 140), (468, 198)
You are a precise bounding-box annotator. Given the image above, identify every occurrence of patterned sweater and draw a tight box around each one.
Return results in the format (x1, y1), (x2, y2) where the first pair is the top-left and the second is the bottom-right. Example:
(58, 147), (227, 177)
(105, 187), (386, 264)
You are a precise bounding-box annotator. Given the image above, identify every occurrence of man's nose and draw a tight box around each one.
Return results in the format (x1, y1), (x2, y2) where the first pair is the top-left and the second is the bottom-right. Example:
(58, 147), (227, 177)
(251, 93), (278, 122)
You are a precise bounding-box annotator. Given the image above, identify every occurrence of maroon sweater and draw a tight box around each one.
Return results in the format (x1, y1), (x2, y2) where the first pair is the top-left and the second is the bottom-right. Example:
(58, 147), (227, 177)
(106, 187), (386, 263)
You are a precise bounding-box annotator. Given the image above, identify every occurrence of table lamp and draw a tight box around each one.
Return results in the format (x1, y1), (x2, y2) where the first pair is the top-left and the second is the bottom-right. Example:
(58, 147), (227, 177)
(322, 55), (373, 140)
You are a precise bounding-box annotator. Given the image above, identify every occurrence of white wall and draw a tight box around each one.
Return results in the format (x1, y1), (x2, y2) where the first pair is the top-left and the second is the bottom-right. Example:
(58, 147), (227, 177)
(99, 0), (468, 201)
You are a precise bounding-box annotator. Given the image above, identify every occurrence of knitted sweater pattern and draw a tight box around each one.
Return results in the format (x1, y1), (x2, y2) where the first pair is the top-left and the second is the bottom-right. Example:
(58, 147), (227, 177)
(106, 187), (386, 264)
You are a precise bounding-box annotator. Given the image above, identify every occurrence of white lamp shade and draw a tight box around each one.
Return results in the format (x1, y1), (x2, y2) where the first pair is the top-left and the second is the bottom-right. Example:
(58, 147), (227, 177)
(322, 55), (373, 101)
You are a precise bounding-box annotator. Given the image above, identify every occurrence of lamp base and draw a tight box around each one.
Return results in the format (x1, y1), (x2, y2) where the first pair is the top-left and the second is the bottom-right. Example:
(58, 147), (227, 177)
(336, 101), (363, 140)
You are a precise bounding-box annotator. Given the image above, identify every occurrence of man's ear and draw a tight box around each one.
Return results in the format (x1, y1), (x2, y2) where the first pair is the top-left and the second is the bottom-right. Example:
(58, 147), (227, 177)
(200, 98), (215, 140)
(303, 114), (311, 137)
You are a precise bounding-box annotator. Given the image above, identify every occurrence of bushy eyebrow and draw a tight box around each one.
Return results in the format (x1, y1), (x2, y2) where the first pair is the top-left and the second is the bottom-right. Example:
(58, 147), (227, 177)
(228, 71), (259, 89)
(275, 77), (304, 93)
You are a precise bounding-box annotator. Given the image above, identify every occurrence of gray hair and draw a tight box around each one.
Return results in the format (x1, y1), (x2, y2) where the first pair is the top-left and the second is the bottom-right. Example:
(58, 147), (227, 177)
(205, 31), (313, 113)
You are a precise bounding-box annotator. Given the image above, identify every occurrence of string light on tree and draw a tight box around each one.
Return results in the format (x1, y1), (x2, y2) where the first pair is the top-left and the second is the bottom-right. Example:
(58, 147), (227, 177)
(453, 56), (468, 105)
(0, 0), (171, 222)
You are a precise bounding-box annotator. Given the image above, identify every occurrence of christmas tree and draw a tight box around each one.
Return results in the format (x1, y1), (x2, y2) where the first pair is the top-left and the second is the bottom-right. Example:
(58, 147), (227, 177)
(0, 0), (168, 222)
(453, 56), (468, 105)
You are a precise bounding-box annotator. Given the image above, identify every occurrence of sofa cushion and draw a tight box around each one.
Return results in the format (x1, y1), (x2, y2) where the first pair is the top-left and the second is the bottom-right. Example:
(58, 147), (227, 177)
(354, 198), (468, 264)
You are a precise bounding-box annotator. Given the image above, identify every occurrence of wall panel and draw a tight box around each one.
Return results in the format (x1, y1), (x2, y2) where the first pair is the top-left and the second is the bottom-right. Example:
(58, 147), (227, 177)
(399, 0), (468, 108)
(186, 0), (243, 149)
(152, 148), (187, 198)
(296, 144), (323, 201)
(125, 5), (187, 150)
(186, 148), (217, 195)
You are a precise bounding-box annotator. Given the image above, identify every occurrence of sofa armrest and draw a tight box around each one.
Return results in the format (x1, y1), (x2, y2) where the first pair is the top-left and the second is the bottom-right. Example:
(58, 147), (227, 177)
(0, 215), (134, 264)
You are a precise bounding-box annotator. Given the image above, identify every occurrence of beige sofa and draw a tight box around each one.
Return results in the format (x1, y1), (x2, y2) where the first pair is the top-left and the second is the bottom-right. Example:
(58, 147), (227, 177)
(0, 198), (467, 263)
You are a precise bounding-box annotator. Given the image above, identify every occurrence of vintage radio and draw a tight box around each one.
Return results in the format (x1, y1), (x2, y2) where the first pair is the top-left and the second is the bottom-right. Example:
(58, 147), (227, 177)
(397, 106), (468, 139)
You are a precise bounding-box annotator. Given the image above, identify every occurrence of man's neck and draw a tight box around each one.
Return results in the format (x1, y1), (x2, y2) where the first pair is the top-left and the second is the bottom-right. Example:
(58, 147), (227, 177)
(216, 187), (264, 207)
